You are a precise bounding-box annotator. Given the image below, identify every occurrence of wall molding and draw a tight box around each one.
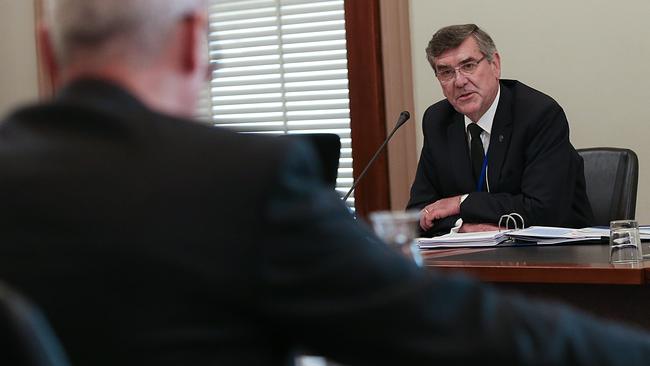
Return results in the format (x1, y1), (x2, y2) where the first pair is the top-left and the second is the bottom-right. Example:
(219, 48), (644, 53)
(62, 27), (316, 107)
(379, 0), (418, 210)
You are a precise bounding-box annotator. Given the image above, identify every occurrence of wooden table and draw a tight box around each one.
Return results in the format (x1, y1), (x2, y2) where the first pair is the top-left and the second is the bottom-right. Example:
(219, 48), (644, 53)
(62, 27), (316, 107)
(422, 244), (650, 330)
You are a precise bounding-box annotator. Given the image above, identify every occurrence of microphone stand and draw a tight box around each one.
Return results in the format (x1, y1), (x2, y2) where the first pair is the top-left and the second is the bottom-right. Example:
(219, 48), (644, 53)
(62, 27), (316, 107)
(342, 111), (411, 202)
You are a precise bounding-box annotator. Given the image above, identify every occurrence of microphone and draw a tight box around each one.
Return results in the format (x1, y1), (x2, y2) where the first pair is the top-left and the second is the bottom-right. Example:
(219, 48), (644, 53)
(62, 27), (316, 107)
(343, 111), (411, 201)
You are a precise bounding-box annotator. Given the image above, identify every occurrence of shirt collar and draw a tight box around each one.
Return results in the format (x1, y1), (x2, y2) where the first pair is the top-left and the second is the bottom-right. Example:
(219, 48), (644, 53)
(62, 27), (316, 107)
(464, 85), (500, 134)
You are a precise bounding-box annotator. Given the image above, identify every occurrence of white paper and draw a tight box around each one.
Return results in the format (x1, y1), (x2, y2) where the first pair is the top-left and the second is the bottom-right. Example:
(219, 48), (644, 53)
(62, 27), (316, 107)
(417, 230), (509, 248)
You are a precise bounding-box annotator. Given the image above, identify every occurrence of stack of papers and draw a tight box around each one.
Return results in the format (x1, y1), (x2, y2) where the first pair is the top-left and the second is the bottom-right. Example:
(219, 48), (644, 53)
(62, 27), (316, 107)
(417, 226), (616, 249)
(575, 226), (650, 240)
(505, 226), (602, 245)
(417, 230), (509, 249)
(639, 227), (650, 240)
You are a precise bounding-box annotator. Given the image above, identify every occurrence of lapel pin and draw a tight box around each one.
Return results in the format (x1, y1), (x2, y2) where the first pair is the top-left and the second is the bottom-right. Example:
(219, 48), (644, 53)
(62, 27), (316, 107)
(499, 135), (504, 143)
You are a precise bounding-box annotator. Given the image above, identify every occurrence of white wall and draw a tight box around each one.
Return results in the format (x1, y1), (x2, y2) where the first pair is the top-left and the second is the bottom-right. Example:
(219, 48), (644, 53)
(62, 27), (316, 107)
(409, 0), (650, 223)
(0, 0), (38, 117)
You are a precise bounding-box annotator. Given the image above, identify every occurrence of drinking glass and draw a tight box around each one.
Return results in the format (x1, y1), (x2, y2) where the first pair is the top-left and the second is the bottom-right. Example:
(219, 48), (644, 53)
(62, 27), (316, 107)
(609, 219), (642, 264)
(369, 210), (422, 266)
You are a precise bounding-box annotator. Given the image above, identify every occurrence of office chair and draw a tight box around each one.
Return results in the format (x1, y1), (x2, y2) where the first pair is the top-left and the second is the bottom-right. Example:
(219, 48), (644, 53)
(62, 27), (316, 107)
(280, 133), (341, 188)
(577, 147), (639, 226)
(0, 282), (71, 366)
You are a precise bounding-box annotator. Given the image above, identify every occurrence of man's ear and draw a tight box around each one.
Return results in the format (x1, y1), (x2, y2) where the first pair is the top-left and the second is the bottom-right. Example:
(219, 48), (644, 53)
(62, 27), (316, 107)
(178, 12), (207, 76)
(490, 52), (501, 79)
(37, 24), (60, 92)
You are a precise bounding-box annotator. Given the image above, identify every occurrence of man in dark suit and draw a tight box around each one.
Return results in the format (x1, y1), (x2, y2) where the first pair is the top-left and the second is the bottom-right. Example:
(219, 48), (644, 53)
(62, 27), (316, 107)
(408, 24), (594, 236)
(1, 2), (648, 365)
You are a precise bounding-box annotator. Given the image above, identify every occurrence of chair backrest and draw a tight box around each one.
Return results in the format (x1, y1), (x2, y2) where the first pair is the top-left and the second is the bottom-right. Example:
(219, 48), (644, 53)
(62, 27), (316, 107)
(577, 147), (639, 226)
(0, 282), (71, 366)
(281, 133), (341, 188)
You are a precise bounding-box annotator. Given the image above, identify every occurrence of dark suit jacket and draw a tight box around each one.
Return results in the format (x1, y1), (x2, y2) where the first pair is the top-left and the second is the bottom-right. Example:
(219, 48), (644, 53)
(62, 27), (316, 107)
(0, 79), (646, 365)
(408, 80), (594, 236)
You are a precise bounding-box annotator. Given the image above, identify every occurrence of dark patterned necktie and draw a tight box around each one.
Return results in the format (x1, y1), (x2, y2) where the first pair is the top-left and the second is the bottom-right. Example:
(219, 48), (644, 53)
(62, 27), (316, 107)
(468, 123), (485, 189)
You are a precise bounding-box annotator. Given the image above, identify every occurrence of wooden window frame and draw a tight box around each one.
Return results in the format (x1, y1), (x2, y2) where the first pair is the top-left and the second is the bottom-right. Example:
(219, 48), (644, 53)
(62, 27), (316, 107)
(345, 0), (417, 219)
(344, 0), (389, 219)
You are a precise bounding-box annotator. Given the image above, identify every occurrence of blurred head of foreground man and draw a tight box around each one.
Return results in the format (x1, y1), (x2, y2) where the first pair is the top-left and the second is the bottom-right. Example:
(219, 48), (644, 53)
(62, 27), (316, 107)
(0, 1), (649, 365)
(41, 0), (209, 116)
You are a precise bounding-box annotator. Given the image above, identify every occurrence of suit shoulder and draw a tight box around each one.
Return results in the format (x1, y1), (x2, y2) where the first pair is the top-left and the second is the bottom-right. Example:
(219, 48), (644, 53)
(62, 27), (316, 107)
(422, 98), (457, 132)
(168, 115), (319, 171)
(157, 113), (289, 154)
(424, 98), (455, 118)
(502, 79), (562, 112)
(501, 79), (570, 140)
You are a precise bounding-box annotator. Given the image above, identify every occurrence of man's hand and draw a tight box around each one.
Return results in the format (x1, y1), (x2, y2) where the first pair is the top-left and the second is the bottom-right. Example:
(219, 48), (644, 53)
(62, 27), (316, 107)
(458, 223), (500, 233)
(420, 195), (462, 231)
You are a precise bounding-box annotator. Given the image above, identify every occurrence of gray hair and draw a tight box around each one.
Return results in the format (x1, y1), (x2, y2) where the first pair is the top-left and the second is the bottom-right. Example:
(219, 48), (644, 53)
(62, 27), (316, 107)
(43, 0), (207, 66)
(425, 24), (497, 69)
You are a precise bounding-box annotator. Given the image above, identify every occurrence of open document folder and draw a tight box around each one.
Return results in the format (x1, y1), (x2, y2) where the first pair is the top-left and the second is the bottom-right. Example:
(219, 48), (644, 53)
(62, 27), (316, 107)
(417, 226), (609, 249)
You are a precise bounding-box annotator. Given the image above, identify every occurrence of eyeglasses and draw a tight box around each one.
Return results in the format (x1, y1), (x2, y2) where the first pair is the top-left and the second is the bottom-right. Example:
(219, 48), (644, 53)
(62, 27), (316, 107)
(435, 56), (486, 83)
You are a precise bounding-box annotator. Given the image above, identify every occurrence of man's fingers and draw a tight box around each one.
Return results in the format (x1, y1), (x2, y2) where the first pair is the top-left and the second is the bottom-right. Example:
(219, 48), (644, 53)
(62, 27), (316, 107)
(420, 210), (432, 231)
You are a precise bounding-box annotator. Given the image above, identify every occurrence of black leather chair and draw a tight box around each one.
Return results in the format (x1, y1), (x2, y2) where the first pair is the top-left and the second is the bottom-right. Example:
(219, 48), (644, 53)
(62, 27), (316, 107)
(280, 133), (341, 188)
(0, 282), (70, 366)
(577, 147), (639, 226)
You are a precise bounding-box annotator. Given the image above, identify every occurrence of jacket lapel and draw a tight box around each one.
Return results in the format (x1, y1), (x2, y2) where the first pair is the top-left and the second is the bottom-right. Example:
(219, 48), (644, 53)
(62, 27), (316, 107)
(447, 112), (476, 193)
(486, 83), (513, 192)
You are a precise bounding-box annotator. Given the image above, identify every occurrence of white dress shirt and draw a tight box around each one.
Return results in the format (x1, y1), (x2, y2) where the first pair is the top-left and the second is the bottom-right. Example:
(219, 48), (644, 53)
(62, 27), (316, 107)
(464, 86), (501, 154)
(451, 86), (501, 233)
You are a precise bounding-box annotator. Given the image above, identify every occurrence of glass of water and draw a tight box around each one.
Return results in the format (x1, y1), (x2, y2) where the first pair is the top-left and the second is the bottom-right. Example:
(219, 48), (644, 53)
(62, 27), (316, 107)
(369, 210), (422, 266)
(609, 219), (642, 264)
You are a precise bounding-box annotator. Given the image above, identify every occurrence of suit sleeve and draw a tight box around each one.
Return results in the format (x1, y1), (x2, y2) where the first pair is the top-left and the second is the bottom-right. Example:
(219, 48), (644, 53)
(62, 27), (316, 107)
(255, 140), (650, 366)
(461, 104), (580, 226)
(407, 110), (459, 235)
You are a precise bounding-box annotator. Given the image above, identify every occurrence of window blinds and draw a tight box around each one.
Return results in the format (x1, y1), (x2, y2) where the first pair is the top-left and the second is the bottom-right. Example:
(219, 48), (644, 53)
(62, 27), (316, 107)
(199, 0), (354, 205)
